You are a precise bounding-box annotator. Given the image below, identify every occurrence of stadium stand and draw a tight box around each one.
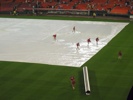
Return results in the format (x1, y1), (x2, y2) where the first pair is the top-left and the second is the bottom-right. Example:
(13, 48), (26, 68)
(76, 3), (88, 10)
(130, 11), (133, 14)
(0, 0), (133, 17)
(110, 6), (129, 15)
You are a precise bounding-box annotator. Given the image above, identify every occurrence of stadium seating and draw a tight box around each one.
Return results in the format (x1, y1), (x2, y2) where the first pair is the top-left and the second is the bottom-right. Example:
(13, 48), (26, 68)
(0, 0), (133, 15)
(130, 10), (133, 14)
(0, 3), (15, 12)
(1, 0), (13, 3)
(41, 2), (57, 8)
(15, 0), (25, 3)
(110, 6), (129, 14)
(76, 3), (88, 10)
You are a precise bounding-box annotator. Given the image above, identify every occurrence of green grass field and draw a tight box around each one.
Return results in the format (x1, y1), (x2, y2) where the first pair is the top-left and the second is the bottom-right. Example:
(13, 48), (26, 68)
(0, 15), (133, 100)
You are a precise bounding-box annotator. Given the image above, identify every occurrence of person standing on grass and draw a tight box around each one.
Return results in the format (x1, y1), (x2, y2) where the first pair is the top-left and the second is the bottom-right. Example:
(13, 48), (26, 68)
(93, 12), (96, 18)
(70, 76), (75, 90)
(118, 51), (122, 59)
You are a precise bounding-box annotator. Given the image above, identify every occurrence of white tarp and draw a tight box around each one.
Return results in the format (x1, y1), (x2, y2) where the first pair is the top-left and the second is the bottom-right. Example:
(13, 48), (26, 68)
(0, 18), (128, 67)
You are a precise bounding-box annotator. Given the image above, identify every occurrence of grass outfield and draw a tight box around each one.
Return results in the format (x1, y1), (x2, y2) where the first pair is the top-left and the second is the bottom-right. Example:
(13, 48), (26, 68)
(0, 15), (133, 100)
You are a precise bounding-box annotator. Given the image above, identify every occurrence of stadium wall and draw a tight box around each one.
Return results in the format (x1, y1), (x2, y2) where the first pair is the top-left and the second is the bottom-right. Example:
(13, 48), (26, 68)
(0, 8), (131, 19)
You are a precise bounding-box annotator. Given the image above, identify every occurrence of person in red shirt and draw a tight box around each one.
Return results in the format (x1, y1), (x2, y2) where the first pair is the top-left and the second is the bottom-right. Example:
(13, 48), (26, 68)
(76, 42), (80, 50)
(53, 34), (56, 41)
(96, 37), (99, 46)
(118, 51), (122, 59)
(87, 38), (91, 46)
(70, 76), (75, 90)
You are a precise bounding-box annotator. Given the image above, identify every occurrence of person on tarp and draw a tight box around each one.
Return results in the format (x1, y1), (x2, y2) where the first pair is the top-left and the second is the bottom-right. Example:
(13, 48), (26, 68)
(87, 38), (91, 46)
(76, 42), (80, 50)
(96, 37), (99, 46)
(73, 26), (75, 33)
(70, 76), (75, 90)
(53, 34), (56, 41)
